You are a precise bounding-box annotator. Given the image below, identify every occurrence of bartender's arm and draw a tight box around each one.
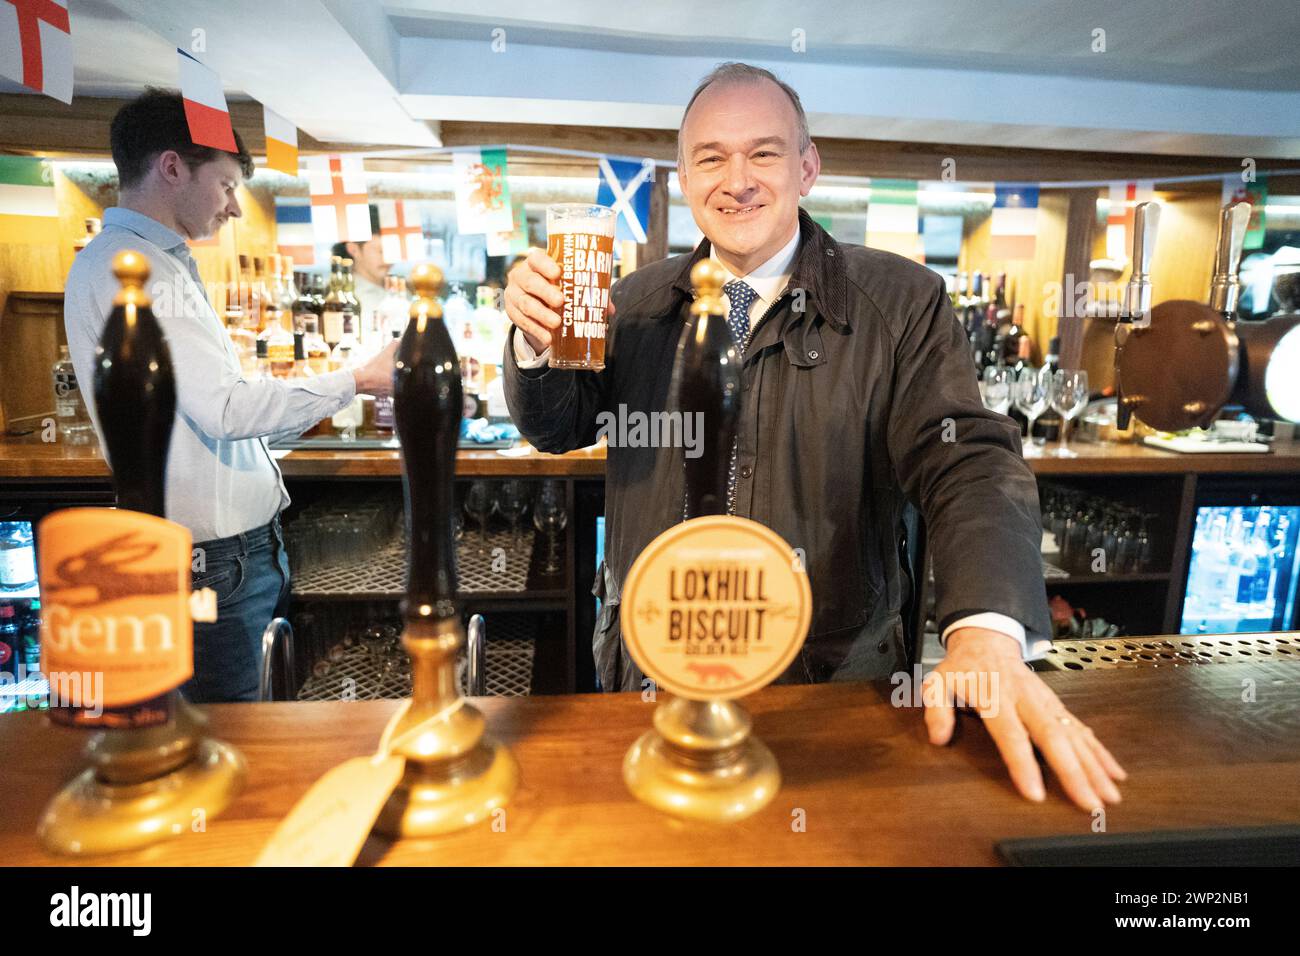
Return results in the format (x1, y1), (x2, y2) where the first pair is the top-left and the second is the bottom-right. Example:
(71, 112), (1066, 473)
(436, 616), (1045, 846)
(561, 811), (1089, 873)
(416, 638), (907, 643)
(887, 275), (1126, 811)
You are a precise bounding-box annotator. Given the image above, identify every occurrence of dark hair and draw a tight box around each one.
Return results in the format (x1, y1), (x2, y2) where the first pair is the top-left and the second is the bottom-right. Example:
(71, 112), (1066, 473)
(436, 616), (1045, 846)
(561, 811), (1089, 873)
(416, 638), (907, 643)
(331, 207), (382, 260)
(110, 87), (254, 189)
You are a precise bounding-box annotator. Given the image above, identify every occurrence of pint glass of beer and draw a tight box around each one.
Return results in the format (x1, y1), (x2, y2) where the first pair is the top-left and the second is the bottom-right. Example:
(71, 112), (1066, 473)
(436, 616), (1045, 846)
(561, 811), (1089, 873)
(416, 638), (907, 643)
(546, 203), (616, 370)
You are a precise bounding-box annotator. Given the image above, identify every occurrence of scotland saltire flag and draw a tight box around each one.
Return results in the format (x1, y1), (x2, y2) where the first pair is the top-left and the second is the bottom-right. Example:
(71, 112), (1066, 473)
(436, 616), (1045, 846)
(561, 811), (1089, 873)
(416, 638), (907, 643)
(596, 157), (655, 244)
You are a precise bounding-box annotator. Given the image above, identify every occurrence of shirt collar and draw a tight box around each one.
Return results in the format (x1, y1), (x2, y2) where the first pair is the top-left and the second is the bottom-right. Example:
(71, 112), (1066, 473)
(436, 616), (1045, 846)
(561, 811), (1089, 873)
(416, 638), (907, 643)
(103, 207), (189, 254)
(709, 225), (801, 306)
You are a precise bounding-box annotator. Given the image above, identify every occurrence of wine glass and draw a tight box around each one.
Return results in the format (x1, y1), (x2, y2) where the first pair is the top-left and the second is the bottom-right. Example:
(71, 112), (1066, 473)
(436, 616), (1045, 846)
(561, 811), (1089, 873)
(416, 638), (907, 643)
(496, 480), (533, 553)
(532, 480), (568, 575)
(1050, 369), (1089, 458)
(981, 366), (1014, 415)
(1014, 366), (1051, 453)
(463, 480), (495, 555)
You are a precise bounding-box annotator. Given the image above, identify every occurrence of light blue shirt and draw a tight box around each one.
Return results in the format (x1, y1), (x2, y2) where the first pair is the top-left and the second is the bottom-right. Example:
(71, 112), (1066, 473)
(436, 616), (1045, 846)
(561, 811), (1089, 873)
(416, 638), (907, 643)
(64, 207), (356, 542)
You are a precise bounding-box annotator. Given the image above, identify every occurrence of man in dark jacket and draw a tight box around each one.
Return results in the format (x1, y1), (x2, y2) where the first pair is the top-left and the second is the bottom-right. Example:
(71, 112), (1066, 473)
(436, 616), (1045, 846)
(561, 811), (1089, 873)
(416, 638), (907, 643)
(503, 62), (1126, 811)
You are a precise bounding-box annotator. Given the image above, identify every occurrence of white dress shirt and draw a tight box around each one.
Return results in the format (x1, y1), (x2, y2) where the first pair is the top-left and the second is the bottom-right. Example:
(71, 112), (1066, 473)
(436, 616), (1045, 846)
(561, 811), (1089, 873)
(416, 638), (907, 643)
(510, 226), (1043, 661)
(64, 207), (357, 543)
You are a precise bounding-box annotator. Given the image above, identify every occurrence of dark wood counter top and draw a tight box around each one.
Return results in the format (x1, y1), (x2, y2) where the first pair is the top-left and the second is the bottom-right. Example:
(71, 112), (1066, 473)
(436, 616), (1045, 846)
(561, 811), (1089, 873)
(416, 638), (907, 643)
(2, 433), (1299, 481)
(1, 657), (1297, 866)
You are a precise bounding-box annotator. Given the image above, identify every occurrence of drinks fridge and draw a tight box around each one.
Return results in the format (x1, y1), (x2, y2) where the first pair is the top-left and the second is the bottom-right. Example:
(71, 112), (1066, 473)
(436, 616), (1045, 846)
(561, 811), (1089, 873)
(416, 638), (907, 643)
(1179, 479), (1300, 635)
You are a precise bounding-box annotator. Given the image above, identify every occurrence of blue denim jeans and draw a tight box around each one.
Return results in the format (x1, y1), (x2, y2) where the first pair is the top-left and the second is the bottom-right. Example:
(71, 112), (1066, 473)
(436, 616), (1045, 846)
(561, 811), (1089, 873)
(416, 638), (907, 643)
(181, 516), (290, 704)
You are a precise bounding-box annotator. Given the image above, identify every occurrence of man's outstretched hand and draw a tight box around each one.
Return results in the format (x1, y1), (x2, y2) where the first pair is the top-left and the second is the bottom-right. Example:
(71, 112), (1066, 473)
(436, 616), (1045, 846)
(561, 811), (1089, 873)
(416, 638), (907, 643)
(923, 627), (1127, 812)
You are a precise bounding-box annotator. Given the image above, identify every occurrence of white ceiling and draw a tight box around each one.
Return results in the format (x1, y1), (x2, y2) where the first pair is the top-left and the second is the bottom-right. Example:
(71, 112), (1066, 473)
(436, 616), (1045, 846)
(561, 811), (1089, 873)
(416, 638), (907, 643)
(2, 0), (1298, 156)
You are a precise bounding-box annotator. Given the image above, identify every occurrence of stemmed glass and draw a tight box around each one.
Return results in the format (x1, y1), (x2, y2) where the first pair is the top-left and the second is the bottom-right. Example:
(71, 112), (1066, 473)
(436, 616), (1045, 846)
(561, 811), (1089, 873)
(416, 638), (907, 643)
(1014, 366), (1051, 453)
(1050, 369), (1089, 458)
(496, 480), (532, 553)
(463, 480), (495, 555)
(532, 480), (568, 575)
(981, 366), (1014, 415)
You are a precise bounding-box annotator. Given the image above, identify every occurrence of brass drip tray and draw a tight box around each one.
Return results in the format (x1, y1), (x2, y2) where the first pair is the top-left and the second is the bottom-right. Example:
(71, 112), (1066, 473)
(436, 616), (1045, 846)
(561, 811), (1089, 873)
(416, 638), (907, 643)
(1039, 634), (1300, 671)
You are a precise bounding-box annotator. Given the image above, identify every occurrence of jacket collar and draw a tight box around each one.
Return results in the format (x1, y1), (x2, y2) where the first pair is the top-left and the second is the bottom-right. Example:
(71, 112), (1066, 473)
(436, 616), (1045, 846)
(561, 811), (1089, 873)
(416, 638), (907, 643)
(671, 207), (850, 332)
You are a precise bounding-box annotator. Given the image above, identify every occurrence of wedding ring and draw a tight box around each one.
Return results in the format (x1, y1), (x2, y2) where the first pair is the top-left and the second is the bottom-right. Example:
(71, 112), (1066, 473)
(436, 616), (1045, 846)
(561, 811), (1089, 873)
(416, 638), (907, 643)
(1058, 716), (1074, 727)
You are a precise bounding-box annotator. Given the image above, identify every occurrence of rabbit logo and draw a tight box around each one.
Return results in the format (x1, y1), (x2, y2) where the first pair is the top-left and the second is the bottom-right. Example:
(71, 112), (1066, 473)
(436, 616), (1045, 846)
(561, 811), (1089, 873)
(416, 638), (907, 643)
(44, 532), (183, 607)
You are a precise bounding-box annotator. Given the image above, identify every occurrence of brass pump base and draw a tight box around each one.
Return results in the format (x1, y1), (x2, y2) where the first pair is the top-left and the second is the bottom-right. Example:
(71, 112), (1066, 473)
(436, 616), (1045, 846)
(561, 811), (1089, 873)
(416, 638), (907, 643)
(38, 736), (245, 856)
(623, 696), (780, 823)
(374, 729), (517, 838)
(372, 617), (517, 839)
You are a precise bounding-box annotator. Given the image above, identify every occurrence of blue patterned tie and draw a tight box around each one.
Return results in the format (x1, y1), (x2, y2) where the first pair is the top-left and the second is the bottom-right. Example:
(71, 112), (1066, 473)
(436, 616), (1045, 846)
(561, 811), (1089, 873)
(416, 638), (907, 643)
(723, 279), (757, 352)
(722, 280), (757, 515)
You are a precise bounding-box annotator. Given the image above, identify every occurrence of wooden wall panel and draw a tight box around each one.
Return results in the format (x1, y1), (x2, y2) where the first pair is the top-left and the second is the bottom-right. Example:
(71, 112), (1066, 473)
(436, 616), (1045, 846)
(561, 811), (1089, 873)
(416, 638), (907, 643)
(957, 189), (1069, 359)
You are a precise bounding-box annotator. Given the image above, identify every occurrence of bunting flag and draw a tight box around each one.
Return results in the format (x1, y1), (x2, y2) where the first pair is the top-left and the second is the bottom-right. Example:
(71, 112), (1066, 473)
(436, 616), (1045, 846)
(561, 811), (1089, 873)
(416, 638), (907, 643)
(990, 185), (1040, 260)
(1224, 175), (1268, 252)
(486, 198), (529, 257)
(262, 106), (299, 176)
(866, 179), (923, 262)
(0, 0), (73, 104)
(596, 157), (655, 243)
(176, 49), (237, 153)
(452, 148), (512, 234)
(275, 197), (315, 265)
(0, 156), (58, 244)
(305, 154), (371, 245)
(1105, 180), (1155, 261)
(376, 199), (422, 262)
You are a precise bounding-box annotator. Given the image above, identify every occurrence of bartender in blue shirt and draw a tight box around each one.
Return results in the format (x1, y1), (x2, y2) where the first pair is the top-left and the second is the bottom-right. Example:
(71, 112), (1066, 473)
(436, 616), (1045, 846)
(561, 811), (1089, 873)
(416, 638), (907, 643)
(64, 89), (398, 703)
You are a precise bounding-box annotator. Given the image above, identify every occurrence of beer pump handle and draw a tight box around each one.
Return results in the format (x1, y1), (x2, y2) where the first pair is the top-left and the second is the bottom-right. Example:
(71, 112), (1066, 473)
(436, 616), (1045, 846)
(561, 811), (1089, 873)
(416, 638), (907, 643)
(1209, 202), (1252, 318)
(394, 264), (462, 623)
(94, 251), (176, 517)
(1125, 202), (1160, 329)
(1116, 202), (1160, 431)
(677, 260), (743, 518)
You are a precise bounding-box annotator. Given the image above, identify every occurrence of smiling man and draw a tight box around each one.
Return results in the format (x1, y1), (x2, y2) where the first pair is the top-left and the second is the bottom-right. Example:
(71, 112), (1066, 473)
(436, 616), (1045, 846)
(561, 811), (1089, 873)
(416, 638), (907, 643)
(63, 88), (397, 703)
(503, 63), (1126, 811)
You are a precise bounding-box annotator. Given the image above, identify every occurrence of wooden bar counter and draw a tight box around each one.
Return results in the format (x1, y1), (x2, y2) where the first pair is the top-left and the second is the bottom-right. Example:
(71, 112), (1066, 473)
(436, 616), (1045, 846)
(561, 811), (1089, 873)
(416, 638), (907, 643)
(2, 434), (1300, 481)
(2, 656), (1298, 866)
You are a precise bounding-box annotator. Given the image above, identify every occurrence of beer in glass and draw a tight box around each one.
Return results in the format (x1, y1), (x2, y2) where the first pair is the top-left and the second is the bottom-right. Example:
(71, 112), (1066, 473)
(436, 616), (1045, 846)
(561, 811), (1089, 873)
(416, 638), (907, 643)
(546, 203), (616, 370)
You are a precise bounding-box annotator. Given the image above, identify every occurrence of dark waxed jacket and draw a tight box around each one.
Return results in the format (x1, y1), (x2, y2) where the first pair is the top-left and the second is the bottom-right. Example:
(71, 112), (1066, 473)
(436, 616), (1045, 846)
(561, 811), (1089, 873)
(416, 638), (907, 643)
(505, 208), (1051, 692)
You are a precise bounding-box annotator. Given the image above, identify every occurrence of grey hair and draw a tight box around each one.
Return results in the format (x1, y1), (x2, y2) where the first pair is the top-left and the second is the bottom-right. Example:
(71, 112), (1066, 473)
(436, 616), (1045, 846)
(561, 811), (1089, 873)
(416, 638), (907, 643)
(677, 62), (813, 169)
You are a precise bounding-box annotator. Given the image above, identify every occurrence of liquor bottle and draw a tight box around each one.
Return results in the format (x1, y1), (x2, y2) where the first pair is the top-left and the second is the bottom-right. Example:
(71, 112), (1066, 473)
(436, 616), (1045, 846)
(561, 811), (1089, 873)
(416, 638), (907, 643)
(275, 254), (297, 321)
(237, 255), (259, 328)
(267, 314), (295, 379)
(964, 271), (986, 356)
(1001, 302), (1027, 365)
(951, 271), (968, 311)
(330, 313), (364, 437)
(975, 301), (1000, 372)
(291, 331), (308, 379)
(291, 271), (314, 334)
(0, 521), (36, 592)
(225, 300), (256, 376)
(303, 317), (331, 376)
(321, 257), (346, 348)
(252, 257), (274, 331)
(0, 603), (20, 699)
(341, 257), (362, 342)
(52, 345), (95, 443)
(1007, 335), (1034, 432)
(991, 273), (1010, 324)
(254, 337), (271, 380)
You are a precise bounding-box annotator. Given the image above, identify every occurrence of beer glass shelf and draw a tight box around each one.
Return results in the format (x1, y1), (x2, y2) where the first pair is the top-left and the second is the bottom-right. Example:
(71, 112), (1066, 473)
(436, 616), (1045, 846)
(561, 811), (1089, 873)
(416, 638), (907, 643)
(1038, 633), (1300, 671)
(295, 628), (536, 701)
(290, 526), (549, 599)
